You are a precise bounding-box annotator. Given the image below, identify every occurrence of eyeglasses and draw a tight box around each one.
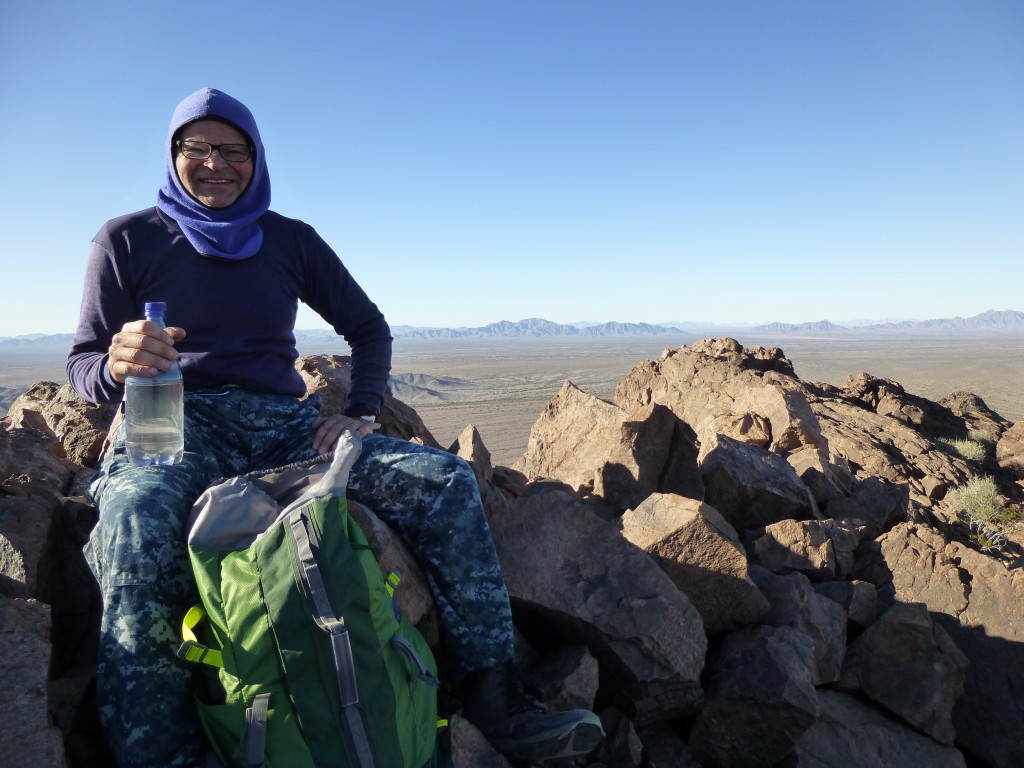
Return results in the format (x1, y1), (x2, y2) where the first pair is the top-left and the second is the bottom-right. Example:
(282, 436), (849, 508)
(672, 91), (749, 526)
(176, 140), (253, 163)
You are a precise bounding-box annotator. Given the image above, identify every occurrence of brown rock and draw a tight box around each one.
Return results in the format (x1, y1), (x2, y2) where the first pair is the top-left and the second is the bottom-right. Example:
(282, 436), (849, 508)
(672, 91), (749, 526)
(449, 424), (493, 484)
(995, 421), (1024, 472)
(449, 424), (512, 521)
(639, 721), (703, 768)
(6, 382), (116, 468)
(488, 481), (707, 724)
(446, 714), (513, 768)
(699, 434), (817, 530)
(514, 380), (679, 510)
(837, 602), (968, 745)
(788, 689), (967, 768)
(877, 522), (1024, 767)
(786, 444), (853, 506)
(689, 624), (819, 768)
(614, 338), (826, 456)
(1, 417), (78, 492)
(807, 390), (971, 514)
(0, 426), (77, 601)
(875, 523), (971, 618)
(939, 390), (1010, 442)
(621, 493), (769, 634)
(812, 580), (878, 628)
(751, 518), (866, 581)
(749, 568), (848, 685)
(824, 476), (908, 538)
(594, 707), (643, 767)
(921, 474), (948, 500)
(296, 354), (441, 447)
(6, 339), (1024, 767)
(0, 597), (66, 766)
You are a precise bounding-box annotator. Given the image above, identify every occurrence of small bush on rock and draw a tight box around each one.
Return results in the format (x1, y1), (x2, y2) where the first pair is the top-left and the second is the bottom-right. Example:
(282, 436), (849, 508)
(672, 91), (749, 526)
(946, 474), (1024, 552)
(938, 437), (988, 463)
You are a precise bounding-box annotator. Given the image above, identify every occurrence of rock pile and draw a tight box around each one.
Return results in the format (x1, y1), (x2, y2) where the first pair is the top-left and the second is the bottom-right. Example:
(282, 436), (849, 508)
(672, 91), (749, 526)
(3, 338), (1023, 767)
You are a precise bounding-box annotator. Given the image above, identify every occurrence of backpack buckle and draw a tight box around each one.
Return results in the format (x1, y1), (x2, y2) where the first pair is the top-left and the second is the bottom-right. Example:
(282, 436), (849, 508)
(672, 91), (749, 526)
(177, 638), (224, 668)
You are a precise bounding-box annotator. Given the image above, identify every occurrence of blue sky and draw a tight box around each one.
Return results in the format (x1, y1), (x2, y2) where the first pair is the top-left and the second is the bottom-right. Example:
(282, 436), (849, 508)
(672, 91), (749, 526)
(1, 1), (1021, 336)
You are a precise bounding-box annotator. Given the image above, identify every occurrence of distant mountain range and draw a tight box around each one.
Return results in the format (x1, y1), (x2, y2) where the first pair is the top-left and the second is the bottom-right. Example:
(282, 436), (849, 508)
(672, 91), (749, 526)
(285, 318), (686, 344)
(749, 310), (1024, 334)
(390, 318), (684, 339)
(0, 333), (77, 347)
(5, 311), (1024, 347)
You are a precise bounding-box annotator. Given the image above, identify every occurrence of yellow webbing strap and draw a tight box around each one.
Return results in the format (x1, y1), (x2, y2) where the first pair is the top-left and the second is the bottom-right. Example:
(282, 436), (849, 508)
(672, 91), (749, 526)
(385, 569), (401, 598)
(176, 604), (225, 668)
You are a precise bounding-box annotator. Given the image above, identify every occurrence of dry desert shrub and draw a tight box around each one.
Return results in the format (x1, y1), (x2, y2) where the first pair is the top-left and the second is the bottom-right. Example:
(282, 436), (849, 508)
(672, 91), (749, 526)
(946, 474), (1024, 553)
(938, 436), (989, 463)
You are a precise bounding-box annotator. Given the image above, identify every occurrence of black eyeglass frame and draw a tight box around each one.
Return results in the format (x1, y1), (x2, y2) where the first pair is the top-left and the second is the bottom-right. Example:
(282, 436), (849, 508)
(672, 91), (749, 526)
(175, 140), (254, 163)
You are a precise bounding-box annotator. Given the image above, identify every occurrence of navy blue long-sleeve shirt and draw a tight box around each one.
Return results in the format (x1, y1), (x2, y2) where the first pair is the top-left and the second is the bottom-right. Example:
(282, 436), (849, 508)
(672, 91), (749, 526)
(67, 207), (392, 414)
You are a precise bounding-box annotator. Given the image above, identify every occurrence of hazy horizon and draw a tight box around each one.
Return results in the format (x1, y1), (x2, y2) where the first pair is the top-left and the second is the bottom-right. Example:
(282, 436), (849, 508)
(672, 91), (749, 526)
(6, 307), (1024, 341)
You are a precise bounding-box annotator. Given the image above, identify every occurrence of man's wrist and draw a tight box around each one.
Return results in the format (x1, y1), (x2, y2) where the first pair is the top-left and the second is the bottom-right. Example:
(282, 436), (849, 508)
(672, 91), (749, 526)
(356, 413), (381, 431)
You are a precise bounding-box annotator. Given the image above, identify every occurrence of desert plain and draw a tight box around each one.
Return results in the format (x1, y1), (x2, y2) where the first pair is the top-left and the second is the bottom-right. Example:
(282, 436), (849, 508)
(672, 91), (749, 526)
(384, 334), (1024, 466)
(4, 332), (1024, 468)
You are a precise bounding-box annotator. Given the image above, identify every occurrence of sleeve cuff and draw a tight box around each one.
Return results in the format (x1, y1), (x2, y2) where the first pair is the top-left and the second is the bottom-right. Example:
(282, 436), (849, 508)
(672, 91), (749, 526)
(344, 403), (379, 418)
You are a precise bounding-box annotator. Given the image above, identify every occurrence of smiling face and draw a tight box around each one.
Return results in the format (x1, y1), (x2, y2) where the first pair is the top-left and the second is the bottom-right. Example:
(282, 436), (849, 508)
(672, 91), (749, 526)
(173, 119), (254, 209)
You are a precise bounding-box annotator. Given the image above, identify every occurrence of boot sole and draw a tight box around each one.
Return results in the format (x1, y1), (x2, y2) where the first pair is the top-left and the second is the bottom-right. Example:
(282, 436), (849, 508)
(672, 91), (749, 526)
(492, 713), (605, 766)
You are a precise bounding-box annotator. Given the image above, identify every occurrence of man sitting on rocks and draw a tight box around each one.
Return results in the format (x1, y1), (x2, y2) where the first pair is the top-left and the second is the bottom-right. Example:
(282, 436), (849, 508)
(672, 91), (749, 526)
(67, 86), (602, 768)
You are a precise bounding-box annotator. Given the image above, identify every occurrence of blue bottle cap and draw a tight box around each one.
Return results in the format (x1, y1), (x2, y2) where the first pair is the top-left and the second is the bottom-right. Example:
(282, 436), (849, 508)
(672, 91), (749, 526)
(144, 302), (167, 317)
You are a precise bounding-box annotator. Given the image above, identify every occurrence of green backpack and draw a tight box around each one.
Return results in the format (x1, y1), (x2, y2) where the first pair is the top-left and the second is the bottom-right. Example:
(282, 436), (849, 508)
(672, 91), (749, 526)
(177, 430), (442, 768)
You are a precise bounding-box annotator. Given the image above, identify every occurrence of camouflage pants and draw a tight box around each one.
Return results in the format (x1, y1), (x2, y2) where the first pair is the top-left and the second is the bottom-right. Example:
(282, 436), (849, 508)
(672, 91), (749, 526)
(85, 388), (514, 768)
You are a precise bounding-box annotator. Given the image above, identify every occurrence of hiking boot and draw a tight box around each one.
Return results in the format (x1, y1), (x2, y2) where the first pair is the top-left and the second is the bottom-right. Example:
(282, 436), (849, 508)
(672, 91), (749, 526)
(461, 663), (604, 765)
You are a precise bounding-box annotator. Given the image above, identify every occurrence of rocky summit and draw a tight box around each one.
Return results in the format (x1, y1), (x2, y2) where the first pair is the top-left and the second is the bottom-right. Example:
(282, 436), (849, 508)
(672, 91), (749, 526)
(3, 338), (1024, 768)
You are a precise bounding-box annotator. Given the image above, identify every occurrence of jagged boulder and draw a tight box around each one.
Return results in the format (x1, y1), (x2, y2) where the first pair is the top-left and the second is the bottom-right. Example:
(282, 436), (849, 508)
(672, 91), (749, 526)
(522, 643), (600, 713)
(749, 568), (848, 685)
(513, 380), (684, 510)
(872, 522), (1024, 767)
(449, 424), (513, 518)
(836, 601), (967, 745)
(688, 624), (819, 768)
(296, 354), (441, 447)
(785, 444), (853, 506)
(784, 689), (967, 768)
(0, 425), (78, 602)
(939, 390), (1010, 441)
(348, 500), (434, 631)
(699, 434), (818, 530)
(592, 708), (644, 768)
(639, 722), (703, 768)
(750, 518), (867, 581)
(995, 420), (1024, 472)
(487, 481), (707, 724)
(822, 475), (908, 538)
(0, 597), (66, 765)
(4, 382), (115, 467)
(836, 373), (964, 437)
(614, 338), (826, 456)
(811, 580), (877, 627)
(446, 714), (513, 767)
(806, 383), (974, 515)
(620, 492), (769, 634)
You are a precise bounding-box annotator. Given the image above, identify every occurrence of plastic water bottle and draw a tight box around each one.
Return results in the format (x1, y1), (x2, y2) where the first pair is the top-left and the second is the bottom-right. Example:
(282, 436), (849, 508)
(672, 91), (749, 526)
(123, 302), (184, 466)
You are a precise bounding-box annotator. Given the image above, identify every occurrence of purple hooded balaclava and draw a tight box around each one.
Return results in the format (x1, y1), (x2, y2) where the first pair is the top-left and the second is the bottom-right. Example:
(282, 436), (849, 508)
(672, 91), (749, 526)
(156, 87), (271, 260)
